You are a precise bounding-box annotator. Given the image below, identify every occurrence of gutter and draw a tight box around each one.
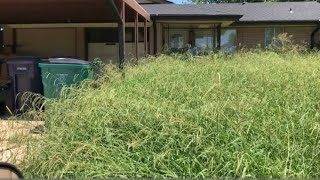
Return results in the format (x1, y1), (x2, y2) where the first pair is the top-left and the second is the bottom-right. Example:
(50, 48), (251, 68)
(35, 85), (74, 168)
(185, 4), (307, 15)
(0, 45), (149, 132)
(232, 20), (320, 26)
(311, 20), (320, 49)
(150, 14), (243, 21)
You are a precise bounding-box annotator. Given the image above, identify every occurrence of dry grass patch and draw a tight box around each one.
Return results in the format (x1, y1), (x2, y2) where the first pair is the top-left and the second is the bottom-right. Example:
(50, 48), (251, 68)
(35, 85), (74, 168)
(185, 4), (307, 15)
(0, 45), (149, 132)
(0, 120), (44, 167)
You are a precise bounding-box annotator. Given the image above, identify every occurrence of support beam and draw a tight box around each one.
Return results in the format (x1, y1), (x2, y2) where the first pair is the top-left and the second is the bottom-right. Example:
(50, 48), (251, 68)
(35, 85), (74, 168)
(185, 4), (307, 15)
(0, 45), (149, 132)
(123, 0), (151, 22)
(135, 12), (139, 60)
(118, 1), (125, 68)
(153, 20), (157, 54)
(216, 24), (221, 49)
(311, 23), (320, 49)
(12, 29), (17, 54)
(144, 19), (148, 57)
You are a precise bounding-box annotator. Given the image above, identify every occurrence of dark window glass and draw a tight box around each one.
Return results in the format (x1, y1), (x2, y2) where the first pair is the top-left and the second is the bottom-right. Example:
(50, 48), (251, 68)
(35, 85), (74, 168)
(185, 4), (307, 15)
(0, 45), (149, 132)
(87, 28), (149, 44)
(127, 27), (149, 42)
(87, 28), (118, 43)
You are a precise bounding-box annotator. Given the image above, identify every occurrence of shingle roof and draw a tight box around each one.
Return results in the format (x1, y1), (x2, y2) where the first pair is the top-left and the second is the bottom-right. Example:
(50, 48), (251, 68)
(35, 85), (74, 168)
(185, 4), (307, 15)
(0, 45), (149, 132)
(137, 0), (173, 4)
(142, 2), (320, 22)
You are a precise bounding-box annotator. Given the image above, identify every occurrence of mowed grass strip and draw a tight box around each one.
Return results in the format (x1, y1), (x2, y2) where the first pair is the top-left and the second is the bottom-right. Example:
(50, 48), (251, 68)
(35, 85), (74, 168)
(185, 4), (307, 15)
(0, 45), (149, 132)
(24, 51), (320, 178)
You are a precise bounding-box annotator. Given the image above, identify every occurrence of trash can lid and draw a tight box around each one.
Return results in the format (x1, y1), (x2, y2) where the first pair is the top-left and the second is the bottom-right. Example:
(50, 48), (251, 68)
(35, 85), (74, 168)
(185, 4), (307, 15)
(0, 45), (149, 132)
(48, 58), (90, 65)
(6, 56), (41, 64)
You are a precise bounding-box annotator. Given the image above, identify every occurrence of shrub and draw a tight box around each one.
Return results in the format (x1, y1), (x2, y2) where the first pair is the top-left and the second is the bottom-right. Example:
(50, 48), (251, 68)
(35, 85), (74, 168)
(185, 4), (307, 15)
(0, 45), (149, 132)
(267, 33), (308, 53)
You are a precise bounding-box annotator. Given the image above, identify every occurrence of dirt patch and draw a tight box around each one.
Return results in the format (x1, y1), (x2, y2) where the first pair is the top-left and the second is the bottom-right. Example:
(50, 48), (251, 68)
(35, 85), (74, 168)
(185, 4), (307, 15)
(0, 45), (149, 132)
(0, 120), (44, 167)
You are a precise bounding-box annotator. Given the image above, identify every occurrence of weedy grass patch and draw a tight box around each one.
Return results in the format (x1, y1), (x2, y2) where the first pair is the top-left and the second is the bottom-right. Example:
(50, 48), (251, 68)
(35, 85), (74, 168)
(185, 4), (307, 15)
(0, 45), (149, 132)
(23, 51), (320, 178)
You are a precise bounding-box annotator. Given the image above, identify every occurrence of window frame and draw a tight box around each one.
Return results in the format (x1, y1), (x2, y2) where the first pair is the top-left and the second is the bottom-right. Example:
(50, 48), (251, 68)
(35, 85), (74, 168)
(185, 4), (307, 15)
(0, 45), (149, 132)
(165, 29), (189, 51)
(265, 27), (285, 47)
(221, 28), (237, 52)
(194, 29), (215, 51)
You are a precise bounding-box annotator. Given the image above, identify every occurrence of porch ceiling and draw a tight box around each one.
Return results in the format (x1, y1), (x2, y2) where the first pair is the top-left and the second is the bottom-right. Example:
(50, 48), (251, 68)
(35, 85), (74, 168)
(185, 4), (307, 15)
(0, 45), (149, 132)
(0, 0), (150, 24)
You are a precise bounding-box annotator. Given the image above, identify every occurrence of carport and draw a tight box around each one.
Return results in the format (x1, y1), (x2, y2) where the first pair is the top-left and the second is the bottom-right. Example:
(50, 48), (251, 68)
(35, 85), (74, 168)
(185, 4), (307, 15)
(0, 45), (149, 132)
(0, 0), (151, 67)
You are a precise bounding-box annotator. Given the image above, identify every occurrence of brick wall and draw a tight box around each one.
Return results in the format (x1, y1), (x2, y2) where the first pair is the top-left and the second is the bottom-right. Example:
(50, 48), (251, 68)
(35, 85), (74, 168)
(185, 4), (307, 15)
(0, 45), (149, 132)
(284, 27), (314, 46)
(237, 27), (265, 49)
(235, 26), (317, 49)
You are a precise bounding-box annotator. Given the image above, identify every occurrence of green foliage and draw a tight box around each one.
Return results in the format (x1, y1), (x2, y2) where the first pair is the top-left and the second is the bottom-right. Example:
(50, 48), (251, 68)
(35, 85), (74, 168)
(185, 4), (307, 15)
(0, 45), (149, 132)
(24, 52), (320, 178)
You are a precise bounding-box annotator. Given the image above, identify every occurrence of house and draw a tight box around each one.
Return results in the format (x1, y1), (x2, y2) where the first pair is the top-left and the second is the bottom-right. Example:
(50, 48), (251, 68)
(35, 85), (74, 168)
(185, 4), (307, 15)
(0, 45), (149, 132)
(143, 1), (320, 53)
(0, 0), (320, 66)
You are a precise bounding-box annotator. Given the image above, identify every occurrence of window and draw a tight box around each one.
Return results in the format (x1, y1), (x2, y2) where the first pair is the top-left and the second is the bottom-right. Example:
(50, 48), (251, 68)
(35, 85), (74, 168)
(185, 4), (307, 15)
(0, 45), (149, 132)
(314, 31), (320, 49)
(167, 30), (187, 51)
(86, 28), (118, 43)
(221, 29), (237, 53)
(126, 28), (149, 42)
(265, 27), (284, 47)
(195, 30), (214, 51)
(86, 28), (149, 43)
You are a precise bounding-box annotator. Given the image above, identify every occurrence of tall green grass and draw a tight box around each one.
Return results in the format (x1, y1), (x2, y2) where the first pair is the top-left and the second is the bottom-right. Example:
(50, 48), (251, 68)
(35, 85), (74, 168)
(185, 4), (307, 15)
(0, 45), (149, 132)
(24, 51), (320, 178)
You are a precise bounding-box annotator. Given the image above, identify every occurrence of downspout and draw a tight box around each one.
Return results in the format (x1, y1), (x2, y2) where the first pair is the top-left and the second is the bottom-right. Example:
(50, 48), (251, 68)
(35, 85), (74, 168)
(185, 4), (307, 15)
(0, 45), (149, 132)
(311, 20), (320, 49)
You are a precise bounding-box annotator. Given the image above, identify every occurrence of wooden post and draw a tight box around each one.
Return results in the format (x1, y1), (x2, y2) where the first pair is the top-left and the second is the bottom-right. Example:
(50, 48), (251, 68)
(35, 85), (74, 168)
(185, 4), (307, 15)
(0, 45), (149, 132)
(216, 24), (221, 49)
(144, 19), (148, 57)
(153, 20), (157, 54)
(118, 1), (126, 68)
(135, 12), (139, 60)
(12, 29), (17, 54)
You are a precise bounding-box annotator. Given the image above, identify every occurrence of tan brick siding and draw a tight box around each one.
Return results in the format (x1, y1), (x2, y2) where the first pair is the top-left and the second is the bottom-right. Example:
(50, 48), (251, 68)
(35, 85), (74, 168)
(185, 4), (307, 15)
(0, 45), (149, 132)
(284, 27), (314, 46)
(235, 26), (316, 49)
(16, 28), (77, 58)
(237, 27), (265, 49)
(76, 27), (86, 59)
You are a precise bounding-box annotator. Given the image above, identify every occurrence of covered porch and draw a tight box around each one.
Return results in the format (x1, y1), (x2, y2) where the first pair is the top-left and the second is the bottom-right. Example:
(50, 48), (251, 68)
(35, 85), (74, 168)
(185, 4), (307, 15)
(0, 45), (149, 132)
(0, 0), (151, 67)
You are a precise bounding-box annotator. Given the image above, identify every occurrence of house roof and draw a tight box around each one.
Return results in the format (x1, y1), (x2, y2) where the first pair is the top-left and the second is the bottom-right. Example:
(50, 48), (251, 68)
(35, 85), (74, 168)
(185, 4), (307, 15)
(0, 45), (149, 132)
(0, 0), (150, 24)
(141, 3), (243, 21)
(142, 1), (320, 23)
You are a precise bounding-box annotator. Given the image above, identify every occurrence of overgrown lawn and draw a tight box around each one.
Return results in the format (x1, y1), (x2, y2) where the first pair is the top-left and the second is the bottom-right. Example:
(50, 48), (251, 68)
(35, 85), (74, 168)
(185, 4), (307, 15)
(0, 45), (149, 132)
(24, 51), (320, 178)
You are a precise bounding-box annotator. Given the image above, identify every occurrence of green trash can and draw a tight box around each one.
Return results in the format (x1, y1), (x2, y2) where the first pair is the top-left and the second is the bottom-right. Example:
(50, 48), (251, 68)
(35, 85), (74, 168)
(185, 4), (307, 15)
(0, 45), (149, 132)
(39, 58), (93, 98)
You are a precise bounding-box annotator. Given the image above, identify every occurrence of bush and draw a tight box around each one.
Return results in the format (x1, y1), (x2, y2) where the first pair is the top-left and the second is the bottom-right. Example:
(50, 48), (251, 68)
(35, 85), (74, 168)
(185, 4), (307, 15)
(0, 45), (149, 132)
(267, 33), (308, 53)
(24, 52), (320, 178)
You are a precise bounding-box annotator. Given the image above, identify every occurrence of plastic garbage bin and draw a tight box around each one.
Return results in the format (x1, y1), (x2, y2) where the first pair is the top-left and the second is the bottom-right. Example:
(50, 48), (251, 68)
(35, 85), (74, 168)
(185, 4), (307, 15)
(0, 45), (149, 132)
(0, 58), (12, 113)
(38, 58), (93, 98)
(7, 57), (43, 112)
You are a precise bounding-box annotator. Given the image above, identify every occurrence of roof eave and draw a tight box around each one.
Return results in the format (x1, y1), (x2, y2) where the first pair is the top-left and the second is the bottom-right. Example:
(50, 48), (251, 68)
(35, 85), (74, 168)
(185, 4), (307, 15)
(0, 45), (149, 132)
(231, 20), (320, 26)
(150, 14), (243, 21)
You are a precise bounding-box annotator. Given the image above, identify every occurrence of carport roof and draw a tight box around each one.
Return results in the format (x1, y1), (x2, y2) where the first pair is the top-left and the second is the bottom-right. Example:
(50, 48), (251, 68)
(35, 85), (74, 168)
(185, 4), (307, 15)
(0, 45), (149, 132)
(0, 0), (150, 24)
